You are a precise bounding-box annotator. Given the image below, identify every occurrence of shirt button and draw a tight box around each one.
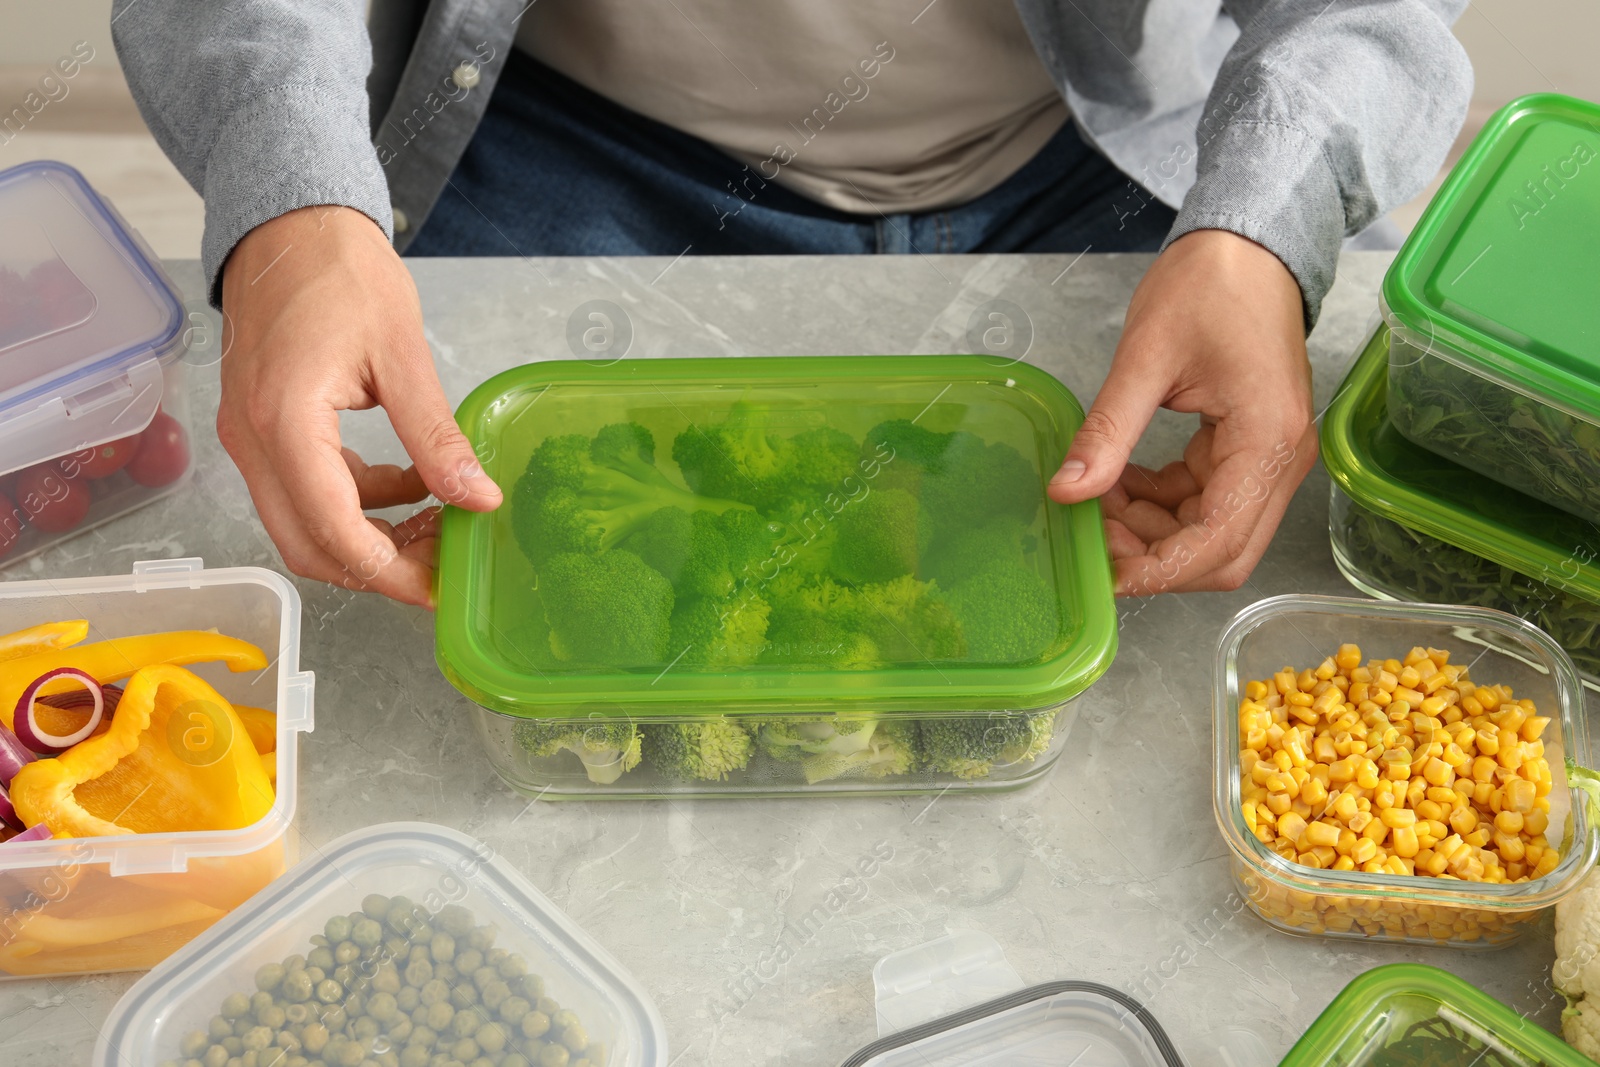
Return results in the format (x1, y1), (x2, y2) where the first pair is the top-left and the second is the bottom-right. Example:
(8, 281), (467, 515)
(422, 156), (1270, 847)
(393, 207), (409, 234)
(451, 61), (481, 90)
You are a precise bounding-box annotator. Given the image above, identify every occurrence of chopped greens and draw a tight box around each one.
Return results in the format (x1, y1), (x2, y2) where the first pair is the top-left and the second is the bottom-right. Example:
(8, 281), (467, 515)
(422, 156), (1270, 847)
(1389, 341), (1600, 523)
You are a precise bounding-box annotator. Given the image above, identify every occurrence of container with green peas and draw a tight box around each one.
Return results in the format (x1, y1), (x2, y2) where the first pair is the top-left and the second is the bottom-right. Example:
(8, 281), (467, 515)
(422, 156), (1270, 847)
(94, 824), (668, 1067)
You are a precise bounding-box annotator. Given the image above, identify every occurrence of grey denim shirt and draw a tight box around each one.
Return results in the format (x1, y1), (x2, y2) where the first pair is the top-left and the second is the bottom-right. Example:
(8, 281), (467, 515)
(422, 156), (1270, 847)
(110, 0), (1471, 324)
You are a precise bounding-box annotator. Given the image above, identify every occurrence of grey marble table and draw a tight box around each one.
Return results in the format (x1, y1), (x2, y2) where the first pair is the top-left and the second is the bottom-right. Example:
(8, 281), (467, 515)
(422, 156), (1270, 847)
(0, 252), (1576, 1066)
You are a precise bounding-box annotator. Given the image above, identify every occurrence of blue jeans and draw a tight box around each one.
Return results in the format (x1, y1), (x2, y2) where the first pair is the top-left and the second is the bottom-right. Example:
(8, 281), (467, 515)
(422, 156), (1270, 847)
(408, 49), (1177, 258)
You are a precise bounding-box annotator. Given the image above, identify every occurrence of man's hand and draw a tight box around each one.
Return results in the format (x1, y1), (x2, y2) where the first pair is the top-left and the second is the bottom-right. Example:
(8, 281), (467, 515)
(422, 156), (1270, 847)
(217, 206), (502, 607)
(1047, 229), (1319, 595)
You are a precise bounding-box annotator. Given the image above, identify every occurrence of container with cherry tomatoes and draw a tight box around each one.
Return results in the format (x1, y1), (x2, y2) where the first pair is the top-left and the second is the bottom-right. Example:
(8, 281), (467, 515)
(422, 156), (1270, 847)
(0, 162), (194, 563)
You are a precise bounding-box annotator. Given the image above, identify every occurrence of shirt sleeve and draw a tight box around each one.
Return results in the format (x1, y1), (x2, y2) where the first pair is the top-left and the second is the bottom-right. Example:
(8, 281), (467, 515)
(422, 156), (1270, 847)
(1164, 0), (1473, 327)
(111, 0), (393, 306)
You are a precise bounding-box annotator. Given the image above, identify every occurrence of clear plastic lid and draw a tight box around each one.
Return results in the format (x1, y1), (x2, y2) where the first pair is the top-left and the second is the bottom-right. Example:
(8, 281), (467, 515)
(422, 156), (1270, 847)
(840, 932), (1184, 1067)
(1280, 964), (1591, 1065)
(0, 161), (184, 476)
(1381, 94), (1600, 419)
(435, 355), (1116, 721)
(94, 822), (668, 1067)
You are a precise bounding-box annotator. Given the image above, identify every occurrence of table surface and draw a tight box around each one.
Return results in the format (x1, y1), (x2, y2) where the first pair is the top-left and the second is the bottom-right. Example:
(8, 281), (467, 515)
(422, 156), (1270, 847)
(0, 251), (1579, 1067)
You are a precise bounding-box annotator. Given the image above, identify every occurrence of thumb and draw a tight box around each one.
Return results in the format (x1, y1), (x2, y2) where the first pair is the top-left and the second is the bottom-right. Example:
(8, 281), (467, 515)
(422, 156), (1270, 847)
(1049, 355), (1165, 504)
(380, 347), (503, 512)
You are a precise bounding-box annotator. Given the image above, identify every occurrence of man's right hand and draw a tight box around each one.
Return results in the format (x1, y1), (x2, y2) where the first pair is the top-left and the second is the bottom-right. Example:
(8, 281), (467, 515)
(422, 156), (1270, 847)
(217, 206), (502, 607)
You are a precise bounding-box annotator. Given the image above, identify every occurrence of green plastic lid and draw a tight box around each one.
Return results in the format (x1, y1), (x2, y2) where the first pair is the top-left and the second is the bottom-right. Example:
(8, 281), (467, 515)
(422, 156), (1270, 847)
(1321, 326), (1600, 603)
(435, 355), (1116, 719)
(1279, 963), (1587, 1066)
(1382, 93), (1600, 415)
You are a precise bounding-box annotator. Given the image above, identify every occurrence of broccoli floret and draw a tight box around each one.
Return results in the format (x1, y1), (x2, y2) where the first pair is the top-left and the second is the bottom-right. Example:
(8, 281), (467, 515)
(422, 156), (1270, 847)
(843, 575), (966, 662)
(513, 718), (642, 784)
(920, 708), (1059, 780)
(624, 507), (737, 598)
(512, 424), (743, 565)
(945, 561), (1060, 663)
(921, 519), (1029, 587)
(830, 488), (924, 583)
(669, 593), (771, 668)
(760, 611), (880, 669)
(860, 422), (1040, 531)
(786, 427), (862, 498)
(539, 551), (674, 667)
(671, 402), (794, 508)
(759, 718), (922, 783)
(864, 419), (951, 467)
(640, 720), (754, 780)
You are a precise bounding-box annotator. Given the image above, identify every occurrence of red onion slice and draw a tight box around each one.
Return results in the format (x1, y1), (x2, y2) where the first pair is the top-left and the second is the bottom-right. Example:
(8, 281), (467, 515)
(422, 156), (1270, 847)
(0, 724), (34, 786)
(3, 824), (52, 844)
(40, 684), (121, 716)
(0, 784), (21, 831)
(14, 668), (104, 754)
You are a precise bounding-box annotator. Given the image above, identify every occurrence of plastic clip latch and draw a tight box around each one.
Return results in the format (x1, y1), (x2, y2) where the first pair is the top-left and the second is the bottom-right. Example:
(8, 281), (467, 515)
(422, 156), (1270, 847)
(871, 930), (1024, 1037)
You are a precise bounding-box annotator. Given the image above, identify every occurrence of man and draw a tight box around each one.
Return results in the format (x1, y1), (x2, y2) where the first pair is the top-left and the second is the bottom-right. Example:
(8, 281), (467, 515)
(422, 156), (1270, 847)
(112, 0), (1470, 607)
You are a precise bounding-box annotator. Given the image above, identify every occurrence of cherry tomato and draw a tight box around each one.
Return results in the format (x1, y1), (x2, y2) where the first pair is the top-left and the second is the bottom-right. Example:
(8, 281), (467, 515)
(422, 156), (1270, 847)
(14, 466), (91, 533)
(59, 434), (140, 480)
(126, 411), (190, 488)
(0, 491), (23, 559)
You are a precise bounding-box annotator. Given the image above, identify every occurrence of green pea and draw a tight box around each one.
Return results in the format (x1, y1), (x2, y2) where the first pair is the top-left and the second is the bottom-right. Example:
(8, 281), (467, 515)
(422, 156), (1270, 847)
(285, 1058), (309, 1067)
(159, 1061), (183, 1067)
(401, 958), (430, 989)
(583, 1044), (606, 1065)
(352, 919), (383, 949)
(468, 1059), (493, 1067)
(305, 968), (327, 987)
(314, 980), (342, 1004)
(468, 968), (493, 994)
(537, 1045), (568, 1067)
(426, 1000), (454, 1031)
(387, 1017), (413, 1043)
(181, 1032), (211, 1057)
(211, 1016), (235, 1040)
(385, 901), (418, 935)
(352, 1015), (380, 1042)
(241, 1027), (271, 1052)
(399, 1049), (429, 1067)
(501, 1056), (529, 1067)
(396, 987), (420, 1013)
(318, 913), (350, 943)
(451, 1007), (485, 1039)
(282, 971), (314, 1003)
(308, 946), (335, 971)
(223, 1037), (245, 1056)
(373, 963), (402, 995)
(434, 906), (472, 937)
(536, 999), (561, 1019)
(549, 1011), (579, 1035)
(557, 1024), (586, 1054)
(473, 1023), (506, 1055)
(404, 922), (433, 946)
(301, 1023), (330, 1053)
(497, 956), (526, 981)
(283, 954), (307, 973)
(227, 1057), (244, 1067)
(466, 926), (495, 952)
(345, 993), (366, 1020)
(520, 1013), (550, 1040)
(327, 940), (357, 966)
(204, 1046), (230, 1067)
(257, 1004), (286, 1030)
(407, 1025), (437, 1049)
(480, 982), (509, 1012)
(449, 984), (477, 1009)
(259, 1050), (288, 1067)
(428, 933), (455, 964)
(336, 1040), (365, 1067)
(234, 1020), (254, 1039)
(362, 894), (392, 919)
(433, 963), (457, 985)
(454, 950), (483, 976)
(447, 1038), (478, 1063)
(332, 964), (357, 988)
(274, 1031), (300, 1052)
(255, 964), (286, 993)
(365, 992), (398, 1024)
(217, 992), (250, 1020)
(496, 997), (529, 1027)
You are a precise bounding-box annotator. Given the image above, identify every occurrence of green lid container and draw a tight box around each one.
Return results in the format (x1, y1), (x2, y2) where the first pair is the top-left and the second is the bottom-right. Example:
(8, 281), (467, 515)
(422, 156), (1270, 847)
(1322, 326), (1600, 683)
(1384, 93), (1600, 524)
(1280, 963), (1587, 1065)
(435, 355), (1116, 798)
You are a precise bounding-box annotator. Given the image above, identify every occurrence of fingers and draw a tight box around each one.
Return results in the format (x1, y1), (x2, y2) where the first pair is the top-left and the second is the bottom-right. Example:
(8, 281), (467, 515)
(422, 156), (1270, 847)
(343, 448), (430, 509)
(1119, 460), (1199, 510)
(1048, 344), (1170, 504)
(239, 397), (437, 607)
(377, 343), (502, 512)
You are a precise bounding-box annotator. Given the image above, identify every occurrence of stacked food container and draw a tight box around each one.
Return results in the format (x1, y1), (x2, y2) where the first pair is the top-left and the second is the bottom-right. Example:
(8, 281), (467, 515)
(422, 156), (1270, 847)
(434, 354), (1116, 798)
(0, 161), (195, 563)
(1322, 93), (1600, 682)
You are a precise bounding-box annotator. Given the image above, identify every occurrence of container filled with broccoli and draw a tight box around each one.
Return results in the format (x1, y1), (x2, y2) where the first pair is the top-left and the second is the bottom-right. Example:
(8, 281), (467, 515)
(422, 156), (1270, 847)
(434, 354), (1116, 798)
(94, 823), (668, 1067)
(1324, 327), (1600, 686)
(1382, 93), (1600, 525)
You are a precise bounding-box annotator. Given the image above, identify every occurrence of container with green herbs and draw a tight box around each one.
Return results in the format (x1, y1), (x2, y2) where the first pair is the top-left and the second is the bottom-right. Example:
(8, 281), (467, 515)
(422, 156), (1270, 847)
(1324, 327), (1600, 685)
(1383, 93), (1600, 525)
(1278, 963), (1591, 1066)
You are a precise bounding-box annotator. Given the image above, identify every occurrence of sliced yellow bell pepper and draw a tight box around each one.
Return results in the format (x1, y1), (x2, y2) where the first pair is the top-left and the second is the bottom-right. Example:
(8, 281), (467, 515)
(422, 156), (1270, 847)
(0, 631), (267, 730)
(9, 664), (274, 838)
(235, 704), (277, 754)
(0, 620), (88, 662)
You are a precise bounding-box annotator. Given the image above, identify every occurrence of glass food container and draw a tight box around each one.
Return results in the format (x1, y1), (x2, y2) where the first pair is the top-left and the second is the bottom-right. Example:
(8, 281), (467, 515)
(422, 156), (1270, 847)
(1325, 326), (1600, 684)
(1279, 963), (1590, 1066)
(840, 930), (1184, 1067)
(94, 822), (668, 1067)
(435, 355), (1116, 799)
(0, 559), (312, 978)
(1213, 594), (1597, 948)
(0, 161), (195, 564)
(1384, 93), (1600, 525)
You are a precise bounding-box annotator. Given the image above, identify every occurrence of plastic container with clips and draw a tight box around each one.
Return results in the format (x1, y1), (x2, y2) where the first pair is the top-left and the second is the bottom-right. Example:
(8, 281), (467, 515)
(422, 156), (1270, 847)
(0, 559), (312, 978)
(0, 161), (195, 564)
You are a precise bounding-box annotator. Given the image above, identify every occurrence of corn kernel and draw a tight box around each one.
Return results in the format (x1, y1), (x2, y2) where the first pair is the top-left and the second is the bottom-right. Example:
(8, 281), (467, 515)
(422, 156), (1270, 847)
(1306, 821), (1341, 849)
